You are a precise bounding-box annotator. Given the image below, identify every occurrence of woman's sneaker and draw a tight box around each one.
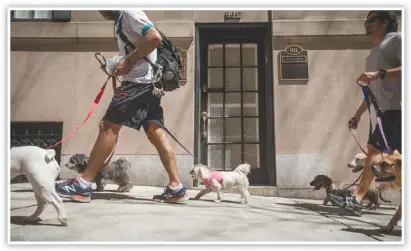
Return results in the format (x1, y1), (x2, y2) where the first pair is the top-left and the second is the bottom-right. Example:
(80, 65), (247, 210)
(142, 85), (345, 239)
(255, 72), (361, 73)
(328, 191), (363, 216)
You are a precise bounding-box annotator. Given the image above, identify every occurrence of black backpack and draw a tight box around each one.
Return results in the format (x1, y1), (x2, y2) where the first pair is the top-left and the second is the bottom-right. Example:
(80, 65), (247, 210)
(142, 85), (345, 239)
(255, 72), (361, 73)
(115, 11), (183, 92)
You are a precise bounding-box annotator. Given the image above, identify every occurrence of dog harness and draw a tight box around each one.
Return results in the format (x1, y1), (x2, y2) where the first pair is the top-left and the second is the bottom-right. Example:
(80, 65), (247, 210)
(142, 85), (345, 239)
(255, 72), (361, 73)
(202, 171), (223, 187)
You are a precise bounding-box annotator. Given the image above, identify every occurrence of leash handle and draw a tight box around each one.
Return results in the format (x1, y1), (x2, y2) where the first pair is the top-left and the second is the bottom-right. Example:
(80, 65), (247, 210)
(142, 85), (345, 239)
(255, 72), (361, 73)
(356, 79), (369, 87)
(95, 53), (107, 68)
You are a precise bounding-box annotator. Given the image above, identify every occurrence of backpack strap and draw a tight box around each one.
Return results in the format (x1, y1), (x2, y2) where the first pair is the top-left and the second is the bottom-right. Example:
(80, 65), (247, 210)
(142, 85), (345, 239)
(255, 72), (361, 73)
(114, 11), (158, 70)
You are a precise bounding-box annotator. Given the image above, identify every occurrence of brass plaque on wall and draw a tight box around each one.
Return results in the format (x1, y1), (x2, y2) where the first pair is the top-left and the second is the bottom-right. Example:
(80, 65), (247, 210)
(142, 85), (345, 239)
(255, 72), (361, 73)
(279, 45), (309, 82)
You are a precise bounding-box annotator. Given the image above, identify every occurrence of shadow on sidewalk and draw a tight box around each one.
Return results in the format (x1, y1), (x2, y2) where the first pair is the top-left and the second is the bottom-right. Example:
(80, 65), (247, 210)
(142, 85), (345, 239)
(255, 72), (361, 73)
(341, 227), (402, 238)
(275, 202), (392, 217)
(89, 192), (245, 206)
(10, 216), (65, 227)
(11, 189), (34, 193)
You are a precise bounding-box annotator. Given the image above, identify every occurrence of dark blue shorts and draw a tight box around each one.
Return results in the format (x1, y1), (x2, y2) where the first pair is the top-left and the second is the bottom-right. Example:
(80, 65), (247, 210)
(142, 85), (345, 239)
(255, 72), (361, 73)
(103, 81), (164, 131)
(368, 110), (401, 153)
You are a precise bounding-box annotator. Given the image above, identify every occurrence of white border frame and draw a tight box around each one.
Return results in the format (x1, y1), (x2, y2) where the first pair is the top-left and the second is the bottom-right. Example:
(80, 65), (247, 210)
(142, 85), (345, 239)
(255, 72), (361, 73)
(3, 2), (409, 250)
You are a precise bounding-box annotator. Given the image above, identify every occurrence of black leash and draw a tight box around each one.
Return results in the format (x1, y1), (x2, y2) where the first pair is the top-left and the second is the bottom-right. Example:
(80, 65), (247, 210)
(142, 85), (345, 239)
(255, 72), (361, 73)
(349, 128), (368, 157)
(162, 126), (197, 161)
(342, 173), (363, 191)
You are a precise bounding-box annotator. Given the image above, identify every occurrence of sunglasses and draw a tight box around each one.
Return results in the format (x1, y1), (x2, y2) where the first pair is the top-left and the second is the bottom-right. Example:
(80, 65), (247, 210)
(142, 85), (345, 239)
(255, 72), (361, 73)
(364, 15), (380, 25)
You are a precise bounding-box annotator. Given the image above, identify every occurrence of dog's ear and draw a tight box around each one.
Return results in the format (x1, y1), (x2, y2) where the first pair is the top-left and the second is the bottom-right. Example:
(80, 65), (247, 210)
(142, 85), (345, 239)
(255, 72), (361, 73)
(45, 149), (56, 164)
(198, 165), (209, 179)
(324, 176), (332, 186)
(394, 157), (402, 169)
(393, 149), (400, 155)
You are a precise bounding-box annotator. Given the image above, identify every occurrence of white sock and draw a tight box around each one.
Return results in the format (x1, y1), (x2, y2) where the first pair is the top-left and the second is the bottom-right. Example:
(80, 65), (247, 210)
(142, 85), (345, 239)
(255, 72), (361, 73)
(78, 177), (92, 188)
(169, 183), (183, 191)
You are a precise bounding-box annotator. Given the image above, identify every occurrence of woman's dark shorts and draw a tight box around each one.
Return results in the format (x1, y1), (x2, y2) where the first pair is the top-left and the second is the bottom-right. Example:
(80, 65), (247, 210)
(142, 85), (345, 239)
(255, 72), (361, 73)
(102, 81), (164, 131)
(368, 110), (401, 153)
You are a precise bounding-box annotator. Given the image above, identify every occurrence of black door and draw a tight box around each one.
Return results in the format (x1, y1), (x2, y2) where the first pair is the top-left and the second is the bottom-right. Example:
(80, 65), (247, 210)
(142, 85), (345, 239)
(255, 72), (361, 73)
(195, 24), (275, 185)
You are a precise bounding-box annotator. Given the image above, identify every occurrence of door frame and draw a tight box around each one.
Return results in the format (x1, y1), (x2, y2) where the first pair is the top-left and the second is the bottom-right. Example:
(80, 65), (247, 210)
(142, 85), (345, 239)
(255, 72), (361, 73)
(194, 22), (276, 186)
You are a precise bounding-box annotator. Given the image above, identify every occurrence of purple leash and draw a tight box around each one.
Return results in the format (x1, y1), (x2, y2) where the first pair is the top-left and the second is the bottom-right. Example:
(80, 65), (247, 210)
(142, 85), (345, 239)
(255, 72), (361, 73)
(376, 116), (393, 153)
(357, 80), (393, 154)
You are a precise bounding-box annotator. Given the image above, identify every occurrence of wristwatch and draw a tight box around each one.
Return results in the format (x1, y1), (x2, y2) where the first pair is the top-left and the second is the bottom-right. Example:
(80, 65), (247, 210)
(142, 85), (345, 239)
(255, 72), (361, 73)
(379, 69), (387, 79)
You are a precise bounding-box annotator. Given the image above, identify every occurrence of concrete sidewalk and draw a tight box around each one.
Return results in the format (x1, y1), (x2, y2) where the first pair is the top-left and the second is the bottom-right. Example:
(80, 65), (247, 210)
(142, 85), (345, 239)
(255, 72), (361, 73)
(9, 183), (402, 242)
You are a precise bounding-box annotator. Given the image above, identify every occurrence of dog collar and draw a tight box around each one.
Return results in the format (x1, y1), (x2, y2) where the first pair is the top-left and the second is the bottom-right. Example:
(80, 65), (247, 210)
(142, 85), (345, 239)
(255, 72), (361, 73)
(202, 171), (223, 187)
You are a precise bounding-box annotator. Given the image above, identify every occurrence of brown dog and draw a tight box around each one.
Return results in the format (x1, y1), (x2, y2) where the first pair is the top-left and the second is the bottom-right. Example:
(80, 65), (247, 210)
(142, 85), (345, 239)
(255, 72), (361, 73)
(309, 174), (386, 209)
(371, 150), (402, 233)
(346, 152), (392, 206)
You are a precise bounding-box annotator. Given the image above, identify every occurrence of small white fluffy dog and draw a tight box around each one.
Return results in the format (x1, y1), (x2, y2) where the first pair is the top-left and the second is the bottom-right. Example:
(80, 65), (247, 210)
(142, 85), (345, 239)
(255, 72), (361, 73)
(10, 146), (67, 225)
(189, 163), (251, 204)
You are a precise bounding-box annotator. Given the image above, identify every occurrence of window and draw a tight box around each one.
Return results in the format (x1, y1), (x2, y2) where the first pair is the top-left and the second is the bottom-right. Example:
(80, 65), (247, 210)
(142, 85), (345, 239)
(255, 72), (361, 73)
(10, 122), (64, 163)
(10, 10), (71, 22)
(10, 122), (64, 184)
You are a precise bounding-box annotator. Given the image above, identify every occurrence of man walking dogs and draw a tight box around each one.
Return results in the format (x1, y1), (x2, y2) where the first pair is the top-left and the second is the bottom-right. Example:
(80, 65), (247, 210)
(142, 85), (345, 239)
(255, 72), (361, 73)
(56, 10), (187, 203)
(330, 11), (402, 215)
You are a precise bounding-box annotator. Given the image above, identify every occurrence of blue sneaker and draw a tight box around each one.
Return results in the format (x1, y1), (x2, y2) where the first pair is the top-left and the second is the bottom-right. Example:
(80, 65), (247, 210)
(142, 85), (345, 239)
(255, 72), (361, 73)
(55, 178), (92, 203)
(153, 186), (187, 203)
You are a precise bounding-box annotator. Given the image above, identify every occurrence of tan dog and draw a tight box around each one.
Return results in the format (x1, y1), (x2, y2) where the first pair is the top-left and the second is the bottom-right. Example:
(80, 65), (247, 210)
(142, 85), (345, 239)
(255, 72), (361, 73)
(347, 152), (392, 205)
(371, 150), (402, 232)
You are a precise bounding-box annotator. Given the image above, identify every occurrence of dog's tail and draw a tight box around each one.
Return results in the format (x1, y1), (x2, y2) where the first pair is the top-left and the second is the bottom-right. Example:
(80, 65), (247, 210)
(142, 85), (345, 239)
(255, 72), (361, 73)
(45, 149), (56, 164)
(377, 186), (392, 203)
(234, 163), (251, 176)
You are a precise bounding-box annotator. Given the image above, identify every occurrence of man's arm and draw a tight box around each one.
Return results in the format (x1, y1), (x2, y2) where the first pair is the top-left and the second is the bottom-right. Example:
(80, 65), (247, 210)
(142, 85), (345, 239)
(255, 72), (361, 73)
(125, 27), (162, 67)
(356, 66), (402, 84)
(384, 66), (402, 80)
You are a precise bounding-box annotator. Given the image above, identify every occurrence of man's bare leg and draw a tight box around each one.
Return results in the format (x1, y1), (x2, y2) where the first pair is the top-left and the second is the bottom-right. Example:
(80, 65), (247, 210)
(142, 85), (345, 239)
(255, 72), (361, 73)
(353, 144), (383, 201)
(145, 122), (181, 188)
(55, 120), (122, 202)
(82, 120), (122, 182)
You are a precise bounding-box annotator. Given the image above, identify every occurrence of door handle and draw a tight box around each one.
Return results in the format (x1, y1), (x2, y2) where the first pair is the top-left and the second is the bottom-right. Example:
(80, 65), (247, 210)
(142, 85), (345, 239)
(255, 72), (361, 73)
(201, 111), (207, 139)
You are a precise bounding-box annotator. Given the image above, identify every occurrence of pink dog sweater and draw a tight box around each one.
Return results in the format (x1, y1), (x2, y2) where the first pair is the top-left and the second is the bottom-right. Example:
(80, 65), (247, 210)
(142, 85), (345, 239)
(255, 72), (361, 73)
(202, 171), (223, 187)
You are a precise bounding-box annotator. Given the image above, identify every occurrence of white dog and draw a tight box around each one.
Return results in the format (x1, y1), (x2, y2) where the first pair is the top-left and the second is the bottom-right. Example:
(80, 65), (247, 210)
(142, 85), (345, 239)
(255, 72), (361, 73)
(189, 163), (251, 204)
(10, 146), (67, 226)
(347, 152), (368, 173)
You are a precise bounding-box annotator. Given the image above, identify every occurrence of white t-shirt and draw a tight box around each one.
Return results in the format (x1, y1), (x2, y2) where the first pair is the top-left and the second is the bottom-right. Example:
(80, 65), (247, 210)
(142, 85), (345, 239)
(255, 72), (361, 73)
(114, 10), (157, 84)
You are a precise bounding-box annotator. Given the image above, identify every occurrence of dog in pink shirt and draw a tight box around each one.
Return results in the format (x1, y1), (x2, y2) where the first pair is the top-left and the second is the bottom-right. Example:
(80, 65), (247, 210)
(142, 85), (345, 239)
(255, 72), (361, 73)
(189, 163), (251, 204)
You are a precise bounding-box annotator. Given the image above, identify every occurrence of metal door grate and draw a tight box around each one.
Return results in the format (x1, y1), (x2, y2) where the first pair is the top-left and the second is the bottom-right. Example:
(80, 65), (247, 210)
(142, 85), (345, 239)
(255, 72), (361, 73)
(206, 43), (260, 171)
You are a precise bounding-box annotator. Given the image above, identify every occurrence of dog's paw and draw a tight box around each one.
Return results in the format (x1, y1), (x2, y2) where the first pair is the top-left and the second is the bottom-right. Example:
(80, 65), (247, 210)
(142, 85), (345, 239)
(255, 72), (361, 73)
(117, 184), (133, 193)
(58, 217), (68, 226)
(26, 216), (42, 222)
(95, 183), (106, 192)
